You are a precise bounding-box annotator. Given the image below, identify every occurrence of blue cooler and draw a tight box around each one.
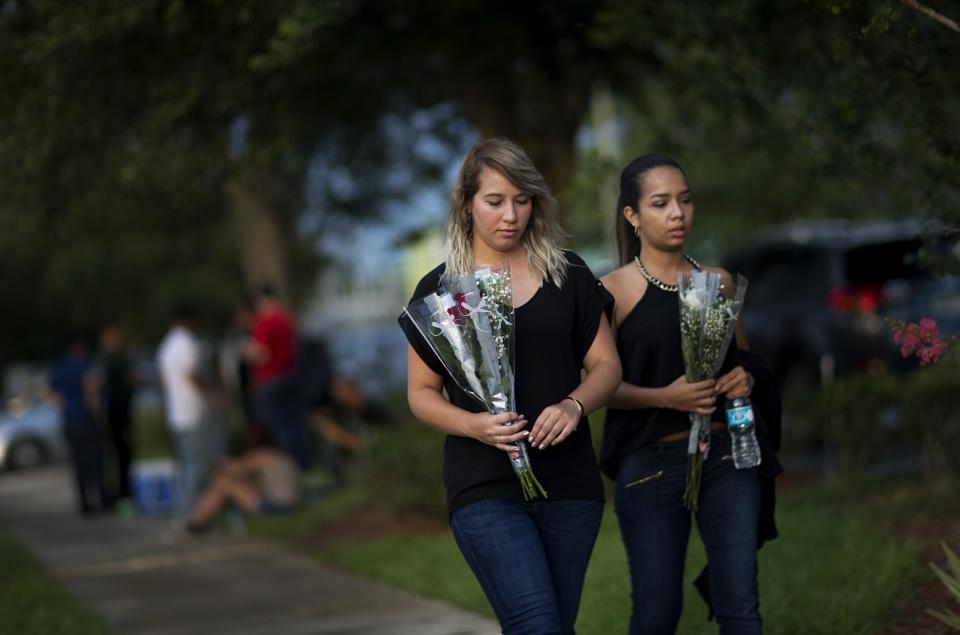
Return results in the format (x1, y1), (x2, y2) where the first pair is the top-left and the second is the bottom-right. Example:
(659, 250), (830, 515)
(131, 460), (179, 516)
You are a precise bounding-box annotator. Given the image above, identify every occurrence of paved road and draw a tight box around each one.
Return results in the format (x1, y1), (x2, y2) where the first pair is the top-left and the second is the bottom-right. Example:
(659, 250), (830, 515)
(0, 465), (499, 635)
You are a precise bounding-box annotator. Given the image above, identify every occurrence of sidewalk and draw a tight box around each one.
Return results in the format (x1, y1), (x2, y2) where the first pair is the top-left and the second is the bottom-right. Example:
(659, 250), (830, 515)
(0, 465), (499, 635)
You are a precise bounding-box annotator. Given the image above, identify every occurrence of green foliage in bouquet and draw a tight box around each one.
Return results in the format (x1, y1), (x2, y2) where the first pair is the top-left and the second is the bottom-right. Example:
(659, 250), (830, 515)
(678, 288), (739, 382)
(402, 266), (547, 501)
(677, 270), (746, 511)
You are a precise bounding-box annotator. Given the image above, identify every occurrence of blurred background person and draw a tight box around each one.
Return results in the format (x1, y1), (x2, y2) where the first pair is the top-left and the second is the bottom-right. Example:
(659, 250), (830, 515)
(299, 334), (394, 485)
(186, 427), (300, 533)
(157, 304), (213, 523)
(300, 336), (361, 484)
(98, 321), (138, 508)
(219, 303), (258, 431)
(48, 336), (107, 516)
(247, 284), (312, 468)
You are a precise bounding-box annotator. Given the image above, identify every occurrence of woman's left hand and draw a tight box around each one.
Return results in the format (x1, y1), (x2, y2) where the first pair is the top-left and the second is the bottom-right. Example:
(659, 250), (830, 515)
(715, 365), (753, 399)
(528, 399), (581, 449)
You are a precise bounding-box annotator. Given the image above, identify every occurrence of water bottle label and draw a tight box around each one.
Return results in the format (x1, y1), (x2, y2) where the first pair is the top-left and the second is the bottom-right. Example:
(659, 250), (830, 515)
(727, 405), (754, 427)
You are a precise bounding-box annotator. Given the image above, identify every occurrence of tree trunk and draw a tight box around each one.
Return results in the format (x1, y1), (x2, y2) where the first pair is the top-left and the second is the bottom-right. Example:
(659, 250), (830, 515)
(459, 81), (586, 232)
(227, 172), (291, 304)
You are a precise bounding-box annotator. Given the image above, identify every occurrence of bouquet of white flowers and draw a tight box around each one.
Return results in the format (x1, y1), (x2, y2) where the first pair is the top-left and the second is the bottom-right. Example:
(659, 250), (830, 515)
(677, 270), (748, 510)
(403, 264), (547, 500)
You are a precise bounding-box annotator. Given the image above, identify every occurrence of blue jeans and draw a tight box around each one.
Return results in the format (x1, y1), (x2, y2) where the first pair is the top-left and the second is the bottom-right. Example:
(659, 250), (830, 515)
(450, 499), (603, 635)
(255, 374), (312, 469)
(64, 423), (106, 514)
(172, 427), (209, 519)
(614, 432), (761, 635)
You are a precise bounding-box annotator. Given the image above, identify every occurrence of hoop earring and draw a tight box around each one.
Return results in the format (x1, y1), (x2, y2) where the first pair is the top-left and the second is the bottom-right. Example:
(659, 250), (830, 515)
(633, 224), (640, 238)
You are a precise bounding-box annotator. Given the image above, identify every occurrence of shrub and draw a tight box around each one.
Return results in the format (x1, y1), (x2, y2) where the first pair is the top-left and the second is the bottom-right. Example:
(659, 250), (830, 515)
(901, 356), (960, 481)
(354, 418), (448, 522)
(813, 370), (903, 471)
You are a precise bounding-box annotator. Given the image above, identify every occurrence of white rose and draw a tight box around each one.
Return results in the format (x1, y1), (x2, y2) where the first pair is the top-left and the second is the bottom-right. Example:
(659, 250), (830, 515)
(682, 288), (708, 311)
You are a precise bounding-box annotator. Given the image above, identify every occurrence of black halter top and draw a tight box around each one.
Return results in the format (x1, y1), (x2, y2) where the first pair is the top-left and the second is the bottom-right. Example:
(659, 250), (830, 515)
(600, 283), (736, 479)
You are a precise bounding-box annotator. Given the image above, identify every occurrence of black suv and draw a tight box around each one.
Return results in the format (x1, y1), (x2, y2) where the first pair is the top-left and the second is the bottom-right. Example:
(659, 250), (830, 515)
(727, 220), (960, 393)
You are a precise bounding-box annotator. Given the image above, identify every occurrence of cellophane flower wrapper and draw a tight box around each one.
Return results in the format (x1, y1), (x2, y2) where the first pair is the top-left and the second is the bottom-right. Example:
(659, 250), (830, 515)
(677, 270), (748, 510)
(403, 264), (547, 500)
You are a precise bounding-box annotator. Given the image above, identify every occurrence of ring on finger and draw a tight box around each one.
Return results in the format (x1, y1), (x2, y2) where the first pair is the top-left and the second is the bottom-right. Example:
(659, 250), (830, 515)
(496, 435), (502, 444)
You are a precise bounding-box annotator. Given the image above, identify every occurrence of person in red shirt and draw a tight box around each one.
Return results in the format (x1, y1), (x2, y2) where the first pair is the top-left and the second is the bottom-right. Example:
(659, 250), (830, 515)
(249, 293), (296, 384)
(247, 285), (312, 468)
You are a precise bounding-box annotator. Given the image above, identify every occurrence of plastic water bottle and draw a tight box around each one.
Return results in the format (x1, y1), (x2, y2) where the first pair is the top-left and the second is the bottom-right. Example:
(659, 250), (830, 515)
(726, 397), (761, 469)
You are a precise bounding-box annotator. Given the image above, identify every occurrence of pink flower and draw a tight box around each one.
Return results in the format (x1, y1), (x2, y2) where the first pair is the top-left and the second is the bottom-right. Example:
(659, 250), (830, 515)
(901, 332), (920, 357)
(888, 316), (954, 366)
(919, 340), (946, 366)
(918, 318), (938, 341)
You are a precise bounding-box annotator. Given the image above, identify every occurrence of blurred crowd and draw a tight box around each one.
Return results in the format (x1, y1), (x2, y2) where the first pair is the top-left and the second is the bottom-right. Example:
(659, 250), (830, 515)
(44, 285), (384, 530)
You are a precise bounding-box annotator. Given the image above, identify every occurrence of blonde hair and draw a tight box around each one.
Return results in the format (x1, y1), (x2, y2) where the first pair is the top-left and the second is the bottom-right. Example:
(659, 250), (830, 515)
(445, 138), (567, 287)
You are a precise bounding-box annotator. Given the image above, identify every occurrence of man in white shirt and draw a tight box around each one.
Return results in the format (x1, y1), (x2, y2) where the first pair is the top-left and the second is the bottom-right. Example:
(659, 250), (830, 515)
(157, 305), (210, 519)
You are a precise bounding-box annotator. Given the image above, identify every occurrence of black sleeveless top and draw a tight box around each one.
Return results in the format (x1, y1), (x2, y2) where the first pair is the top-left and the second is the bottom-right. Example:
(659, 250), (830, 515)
(399, 251), (610, 515)
(600, 284), (738, 479)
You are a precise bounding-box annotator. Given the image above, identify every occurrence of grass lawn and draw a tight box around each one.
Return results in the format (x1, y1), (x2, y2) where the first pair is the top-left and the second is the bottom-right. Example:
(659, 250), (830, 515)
(253, 475), (937, 634)
(0, 522), (111, 635)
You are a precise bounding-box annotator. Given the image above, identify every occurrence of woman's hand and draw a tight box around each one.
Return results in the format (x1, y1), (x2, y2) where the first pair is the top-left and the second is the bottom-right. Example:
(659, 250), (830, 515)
(529, 399), (581, 449)
(715, 366), (753, 399)
(466, 411), (528, 453)
(661, 375), (718, 415)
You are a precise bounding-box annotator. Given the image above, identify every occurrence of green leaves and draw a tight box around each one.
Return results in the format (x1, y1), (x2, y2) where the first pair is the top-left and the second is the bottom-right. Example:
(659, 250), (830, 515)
(928, 541), (960, 630)
(2, 0), (957, 359)
(250, 0), (347, 73)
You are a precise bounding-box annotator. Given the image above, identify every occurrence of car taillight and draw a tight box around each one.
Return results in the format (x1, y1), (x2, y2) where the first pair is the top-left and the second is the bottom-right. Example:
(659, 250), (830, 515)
(826, 283), (884, 314)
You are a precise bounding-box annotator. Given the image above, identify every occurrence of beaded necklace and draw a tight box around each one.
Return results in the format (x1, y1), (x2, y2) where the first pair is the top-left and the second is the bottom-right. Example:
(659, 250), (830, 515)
(634, 254), (702, 292)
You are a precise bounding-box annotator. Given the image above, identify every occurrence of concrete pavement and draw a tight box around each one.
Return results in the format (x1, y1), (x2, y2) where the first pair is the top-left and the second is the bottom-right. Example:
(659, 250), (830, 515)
(0, 465), (499, 635)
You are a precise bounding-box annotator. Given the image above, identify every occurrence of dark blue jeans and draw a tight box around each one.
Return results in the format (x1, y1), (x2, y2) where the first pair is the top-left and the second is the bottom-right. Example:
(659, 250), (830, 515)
(255, 374), (312, 468)
(450, 498), (604, 635)
(614, 432), (761, 635)
(64, 423), (106, 514)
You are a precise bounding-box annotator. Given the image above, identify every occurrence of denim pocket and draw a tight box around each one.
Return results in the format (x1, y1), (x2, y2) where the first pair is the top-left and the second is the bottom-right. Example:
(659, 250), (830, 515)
(615, 449), (686, 515)
(618, 446), (671, 490)
(624, 469), (664, 488)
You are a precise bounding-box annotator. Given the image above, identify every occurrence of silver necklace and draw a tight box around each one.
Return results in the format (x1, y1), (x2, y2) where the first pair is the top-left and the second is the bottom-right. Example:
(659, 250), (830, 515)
(634, 254), (702, 292)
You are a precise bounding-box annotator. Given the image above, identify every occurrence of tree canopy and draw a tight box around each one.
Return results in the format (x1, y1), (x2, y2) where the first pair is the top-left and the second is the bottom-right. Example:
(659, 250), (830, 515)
(1, 0), (957, 360)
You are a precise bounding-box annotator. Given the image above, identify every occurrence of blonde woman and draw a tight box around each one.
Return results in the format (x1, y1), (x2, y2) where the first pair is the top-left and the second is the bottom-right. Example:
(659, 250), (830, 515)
(399, 138), (621, 634)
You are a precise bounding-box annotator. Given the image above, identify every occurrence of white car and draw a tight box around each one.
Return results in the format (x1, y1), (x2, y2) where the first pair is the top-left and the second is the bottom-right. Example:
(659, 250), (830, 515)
(0, 401), (67, 470)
